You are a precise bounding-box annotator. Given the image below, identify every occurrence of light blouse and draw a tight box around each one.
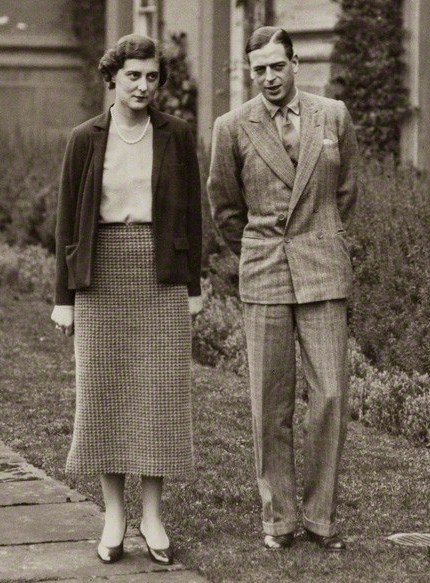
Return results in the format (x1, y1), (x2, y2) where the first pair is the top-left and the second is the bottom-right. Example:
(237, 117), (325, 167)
(99, 120), (153, 223)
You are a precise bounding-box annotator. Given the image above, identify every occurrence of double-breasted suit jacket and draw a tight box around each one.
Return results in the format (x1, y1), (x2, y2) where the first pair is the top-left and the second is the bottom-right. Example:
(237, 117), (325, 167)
(55, 105), (202, 305)
(207, 90), (359, 304)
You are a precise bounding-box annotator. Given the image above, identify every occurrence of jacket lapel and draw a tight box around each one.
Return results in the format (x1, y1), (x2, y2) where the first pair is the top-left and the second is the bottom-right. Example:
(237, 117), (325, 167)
(287, 92), (324, 221)
(242, 95), (296, 190)
(91, 111), (111, 213)
(149, 105), (171, 195)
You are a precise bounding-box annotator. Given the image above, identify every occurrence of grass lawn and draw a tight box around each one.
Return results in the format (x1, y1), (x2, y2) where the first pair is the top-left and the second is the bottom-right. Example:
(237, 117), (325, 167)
(1, 286), (429, 582)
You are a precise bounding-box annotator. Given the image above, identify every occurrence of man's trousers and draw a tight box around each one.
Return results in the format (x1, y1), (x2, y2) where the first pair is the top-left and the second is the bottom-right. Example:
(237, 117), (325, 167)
(243, 300), (349, 537)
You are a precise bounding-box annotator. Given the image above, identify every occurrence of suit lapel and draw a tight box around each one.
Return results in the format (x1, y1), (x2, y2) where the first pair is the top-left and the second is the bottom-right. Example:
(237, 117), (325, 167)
(287, 93), (324, 221)
(242, 95), (296, 190)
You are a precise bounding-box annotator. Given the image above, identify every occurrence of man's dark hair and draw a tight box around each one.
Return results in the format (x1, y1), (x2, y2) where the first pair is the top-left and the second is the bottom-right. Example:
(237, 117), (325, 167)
(245, 26), (294, 60)
(98, 33), (169, 89)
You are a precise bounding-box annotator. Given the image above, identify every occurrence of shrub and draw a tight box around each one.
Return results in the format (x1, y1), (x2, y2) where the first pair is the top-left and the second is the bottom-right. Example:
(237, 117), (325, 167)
(349, 339), (430, 447)
(0, 242), (55, 301)
(197, 144), (225, 271)
(348, 158), (430, 375)
(192, 279), (247, 375)
(193, 297), (430, 447)
(158, 33), (198, 136)
(0, 133), (64, 252)
(332, 0), (409, 157)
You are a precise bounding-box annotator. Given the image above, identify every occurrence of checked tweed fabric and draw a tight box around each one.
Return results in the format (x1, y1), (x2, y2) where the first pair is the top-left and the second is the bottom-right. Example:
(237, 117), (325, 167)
(66, 224), (193, 476)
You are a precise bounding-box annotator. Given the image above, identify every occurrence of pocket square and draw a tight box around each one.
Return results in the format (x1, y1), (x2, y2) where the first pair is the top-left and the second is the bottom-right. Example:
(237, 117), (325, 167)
(323, 138), (337, 145)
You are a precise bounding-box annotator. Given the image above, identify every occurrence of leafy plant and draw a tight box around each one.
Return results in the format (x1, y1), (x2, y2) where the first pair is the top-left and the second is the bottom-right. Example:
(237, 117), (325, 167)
(331, 0), (409, 157)
(0, 133), (64, 251)
(348, 158), (430, 375)
(157, 33), (198, 135)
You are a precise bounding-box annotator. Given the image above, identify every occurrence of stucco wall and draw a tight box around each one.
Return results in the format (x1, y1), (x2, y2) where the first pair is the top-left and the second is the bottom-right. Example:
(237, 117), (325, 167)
(162, 0), (200, 80)
(0, 0), (86, 138)
(274, 0), (340, 95)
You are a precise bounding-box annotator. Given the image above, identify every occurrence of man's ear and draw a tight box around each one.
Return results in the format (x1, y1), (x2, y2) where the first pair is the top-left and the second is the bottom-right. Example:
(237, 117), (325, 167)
(250, 68), (256, 80)
(291, 54), (299, 73)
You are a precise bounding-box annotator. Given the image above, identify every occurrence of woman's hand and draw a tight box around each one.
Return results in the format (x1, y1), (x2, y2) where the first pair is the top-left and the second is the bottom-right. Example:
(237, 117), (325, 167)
(51, 305), (75, 337)
(188, 296), (203, 316)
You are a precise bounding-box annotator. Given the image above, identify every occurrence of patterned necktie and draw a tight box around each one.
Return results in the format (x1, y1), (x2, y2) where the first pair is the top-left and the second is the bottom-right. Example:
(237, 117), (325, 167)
(281, 108), (300, 167)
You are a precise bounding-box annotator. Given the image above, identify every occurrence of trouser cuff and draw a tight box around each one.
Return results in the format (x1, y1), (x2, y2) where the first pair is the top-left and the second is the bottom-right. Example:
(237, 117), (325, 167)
(263, 519), (297, 536)
(303, 515), (336, 537)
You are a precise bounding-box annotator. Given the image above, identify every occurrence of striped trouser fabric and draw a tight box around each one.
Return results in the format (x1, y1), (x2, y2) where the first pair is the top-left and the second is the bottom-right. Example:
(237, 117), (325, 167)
(243, 300), (348, 537)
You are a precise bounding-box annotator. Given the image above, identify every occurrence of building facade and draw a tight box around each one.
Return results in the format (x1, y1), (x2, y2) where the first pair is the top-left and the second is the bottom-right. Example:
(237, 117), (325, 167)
(1, 0), (429, 170)
(106, 0), (430, 171)
(0, 0), (86, 138)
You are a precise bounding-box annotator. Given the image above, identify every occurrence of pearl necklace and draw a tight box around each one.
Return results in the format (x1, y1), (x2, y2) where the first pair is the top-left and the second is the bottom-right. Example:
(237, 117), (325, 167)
(110, 109), (151, 144)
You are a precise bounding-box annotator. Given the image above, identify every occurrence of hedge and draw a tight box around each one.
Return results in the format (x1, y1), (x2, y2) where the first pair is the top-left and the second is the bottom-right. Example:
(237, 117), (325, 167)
(332, 0), (409, 157)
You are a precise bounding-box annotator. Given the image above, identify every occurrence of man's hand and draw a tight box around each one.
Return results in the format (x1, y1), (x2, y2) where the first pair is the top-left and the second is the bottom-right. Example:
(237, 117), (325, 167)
(51, 305), (74, 337)
(188, 296), (203, 316)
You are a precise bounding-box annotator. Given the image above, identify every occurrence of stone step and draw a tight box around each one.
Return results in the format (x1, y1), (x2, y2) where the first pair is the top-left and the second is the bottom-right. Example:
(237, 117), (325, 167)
(0, 478), (85, 506)
(0, 502), (103, 546)
(44, 571), (209, 583)
(0, 537), (186, 582)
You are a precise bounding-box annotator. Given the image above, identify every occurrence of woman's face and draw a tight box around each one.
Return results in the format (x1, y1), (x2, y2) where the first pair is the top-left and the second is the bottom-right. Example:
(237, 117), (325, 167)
(113, 58), (160, 112)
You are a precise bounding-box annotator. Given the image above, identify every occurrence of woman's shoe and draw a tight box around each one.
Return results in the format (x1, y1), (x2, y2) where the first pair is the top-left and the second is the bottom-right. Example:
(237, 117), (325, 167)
(97, 520), (127, 564)
(138, 526), (173, 565)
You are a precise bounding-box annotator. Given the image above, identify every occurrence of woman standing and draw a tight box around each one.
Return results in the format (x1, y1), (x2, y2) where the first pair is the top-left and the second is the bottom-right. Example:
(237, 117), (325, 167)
(51, 34), (202, 565)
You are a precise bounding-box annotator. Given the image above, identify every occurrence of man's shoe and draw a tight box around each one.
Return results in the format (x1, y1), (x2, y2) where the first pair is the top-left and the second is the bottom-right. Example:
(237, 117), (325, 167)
(305, 529), (346, 552)
(264, 533), (294, 550)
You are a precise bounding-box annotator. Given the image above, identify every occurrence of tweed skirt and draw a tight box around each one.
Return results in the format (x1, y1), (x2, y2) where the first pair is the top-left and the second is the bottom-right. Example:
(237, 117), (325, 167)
(66, 224), (193, 476)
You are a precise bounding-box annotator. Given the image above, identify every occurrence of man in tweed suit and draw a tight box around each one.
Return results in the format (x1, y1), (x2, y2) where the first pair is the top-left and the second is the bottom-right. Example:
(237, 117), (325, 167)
(207, 26), (359, 551)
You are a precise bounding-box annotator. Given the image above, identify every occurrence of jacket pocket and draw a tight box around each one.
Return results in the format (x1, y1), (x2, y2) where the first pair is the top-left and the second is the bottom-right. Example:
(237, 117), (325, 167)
(173, 237), (189, 250)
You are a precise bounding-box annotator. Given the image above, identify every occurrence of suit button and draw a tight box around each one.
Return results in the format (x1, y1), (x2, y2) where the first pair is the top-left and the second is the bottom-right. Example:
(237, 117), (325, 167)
(317, 232), (323, 239)
(277, 213), (287, 225)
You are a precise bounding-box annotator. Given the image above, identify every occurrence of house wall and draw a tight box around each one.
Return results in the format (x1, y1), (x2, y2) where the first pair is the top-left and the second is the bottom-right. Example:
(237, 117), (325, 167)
(416, 0), (430, 173)
(274, 0), (340, 95)
(197, 0), (231, 148)
(401, 0), (430, 172)
(162, 0), (200, 80)
(0, 0), (86, 138)
(103, 0), (430, 171)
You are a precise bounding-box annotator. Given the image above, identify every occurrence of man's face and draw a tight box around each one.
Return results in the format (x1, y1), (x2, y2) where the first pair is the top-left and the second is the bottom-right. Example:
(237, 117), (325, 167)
(249, 41), (298, 107)
(113, 58), (160, 113)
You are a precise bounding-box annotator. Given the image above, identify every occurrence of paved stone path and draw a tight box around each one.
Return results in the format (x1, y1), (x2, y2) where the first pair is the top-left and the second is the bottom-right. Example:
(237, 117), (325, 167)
(0, 441), (208, 583)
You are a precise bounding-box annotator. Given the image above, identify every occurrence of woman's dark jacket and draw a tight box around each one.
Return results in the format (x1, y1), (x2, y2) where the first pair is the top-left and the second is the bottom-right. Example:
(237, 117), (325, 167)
(55, 105), (202, 305)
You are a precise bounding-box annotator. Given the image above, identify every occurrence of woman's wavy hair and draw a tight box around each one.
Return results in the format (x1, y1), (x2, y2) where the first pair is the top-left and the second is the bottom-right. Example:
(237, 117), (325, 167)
(98, 33), (169, 89)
